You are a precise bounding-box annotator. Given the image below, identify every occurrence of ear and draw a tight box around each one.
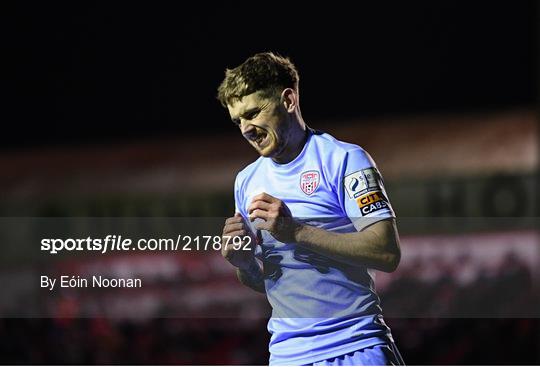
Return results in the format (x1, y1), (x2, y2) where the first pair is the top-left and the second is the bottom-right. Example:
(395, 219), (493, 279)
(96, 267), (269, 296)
(280, 88), (297, 113)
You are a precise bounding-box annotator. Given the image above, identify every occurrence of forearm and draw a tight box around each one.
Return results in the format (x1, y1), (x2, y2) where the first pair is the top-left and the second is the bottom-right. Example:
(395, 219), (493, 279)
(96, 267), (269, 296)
(236, 259), (266, 293)
(293, 219), (400, 272)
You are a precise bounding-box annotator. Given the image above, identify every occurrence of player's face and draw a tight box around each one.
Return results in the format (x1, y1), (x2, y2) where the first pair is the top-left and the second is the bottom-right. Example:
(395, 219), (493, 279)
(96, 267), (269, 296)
(227, 91), (290, 159)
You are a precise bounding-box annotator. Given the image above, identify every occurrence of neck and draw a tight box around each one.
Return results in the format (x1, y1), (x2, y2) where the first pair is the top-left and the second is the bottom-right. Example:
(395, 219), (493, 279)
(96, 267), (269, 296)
(272, 118), (308, 164)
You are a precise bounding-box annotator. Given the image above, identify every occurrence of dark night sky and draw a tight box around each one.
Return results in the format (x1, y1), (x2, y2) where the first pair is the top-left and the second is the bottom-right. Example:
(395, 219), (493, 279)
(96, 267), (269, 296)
(2, 2), (536, 151)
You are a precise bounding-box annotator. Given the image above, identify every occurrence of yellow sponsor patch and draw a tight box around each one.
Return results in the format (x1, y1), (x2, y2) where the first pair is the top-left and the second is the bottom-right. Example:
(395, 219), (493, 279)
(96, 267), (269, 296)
(356, 191), (384, 208)
(356, 191), (388, 215)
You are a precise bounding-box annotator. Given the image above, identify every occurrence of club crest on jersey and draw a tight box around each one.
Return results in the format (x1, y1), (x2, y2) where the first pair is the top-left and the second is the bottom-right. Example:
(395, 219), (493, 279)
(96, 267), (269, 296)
(300, 170), (320, 196)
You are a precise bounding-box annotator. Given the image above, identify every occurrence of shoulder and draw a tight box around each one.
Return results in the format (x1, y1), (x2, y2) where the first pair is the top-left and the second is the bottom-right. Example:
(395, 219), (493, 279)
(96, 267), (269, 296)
(310, 130), (373, 168)
(234, 156), (264, 188)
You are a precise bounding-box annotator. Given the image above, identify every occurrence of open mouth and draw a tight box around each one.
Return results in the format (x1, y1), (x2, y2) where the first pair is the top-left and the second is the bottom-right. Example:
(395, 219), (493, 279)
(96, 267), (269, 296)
(254, 132), (268, 147)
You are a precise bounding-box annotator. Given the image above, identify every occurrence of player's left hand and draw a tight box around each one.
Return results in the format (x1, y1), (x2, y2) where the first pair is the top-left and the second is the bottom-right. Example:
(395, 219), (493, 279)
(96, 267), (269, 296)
(248, 192), (301, 243)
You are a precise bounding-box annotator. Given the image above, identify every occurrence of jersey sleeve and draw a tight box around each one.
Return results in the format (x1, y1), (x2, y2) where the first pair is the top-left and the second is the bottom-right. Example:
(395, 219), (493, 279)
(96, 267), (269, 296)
(233, 174), (263, 259)
(337, 148), (395, 231)
(234, 174), (248, 218)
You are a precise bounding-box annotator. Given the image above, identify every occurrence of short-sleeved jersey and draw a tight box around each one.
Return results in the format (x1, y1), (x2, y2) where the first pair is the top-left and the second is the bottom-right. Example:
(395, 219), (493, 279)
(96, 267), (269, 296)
(234, 129), (396, 366)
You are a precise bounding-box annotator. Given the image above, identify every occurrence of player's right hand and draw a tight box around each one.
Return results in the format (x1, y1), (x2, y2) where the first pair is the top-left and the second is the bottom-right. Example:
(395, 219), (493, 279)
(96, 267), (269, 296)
(221, 213), (258, 270)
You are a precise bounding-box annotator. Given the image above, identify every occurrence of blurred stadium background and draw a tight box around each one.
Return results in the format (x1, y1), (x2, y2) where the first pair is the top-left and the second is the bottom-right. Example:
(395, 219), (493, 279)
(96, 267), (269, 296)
(1, 2), (538, 365)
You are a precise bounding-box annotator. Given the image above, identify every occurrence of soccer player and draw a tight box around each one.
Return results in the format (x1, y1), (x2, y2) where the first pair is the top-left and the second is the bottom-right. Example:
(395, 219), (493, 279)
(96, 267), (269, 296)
(218, 52), (404, 366)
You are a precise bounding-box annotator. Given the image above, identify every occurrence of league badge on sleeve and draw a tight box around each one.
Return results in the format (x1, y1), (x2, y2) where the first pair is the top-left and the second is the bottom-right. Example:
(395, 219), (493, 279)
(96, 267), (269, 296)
(344, 171), (368, 199)
(363, 168), (380, 190)
(300, 170), (320, 196)
(344, 168), (381, 199)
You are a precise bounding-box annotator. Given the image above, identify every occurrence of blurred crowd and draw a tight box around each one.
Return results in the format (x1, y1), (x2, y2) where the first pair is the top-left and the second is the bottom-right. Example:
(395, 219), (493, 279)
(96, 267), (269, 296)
(1, 250), (538, 364)
(384, 251), (540, 364)
(382, 251), (538, 318)
(2, 316), (538, 365)
(0, 317), (270, 365)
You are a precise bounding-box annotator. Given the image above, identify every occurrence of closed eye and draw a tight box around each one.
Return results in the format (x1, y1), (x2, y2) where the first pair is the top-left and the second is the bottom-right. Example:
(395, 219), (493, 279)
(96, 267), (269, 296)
(244, 109), (260, 120)
(230, 107), (262, 126)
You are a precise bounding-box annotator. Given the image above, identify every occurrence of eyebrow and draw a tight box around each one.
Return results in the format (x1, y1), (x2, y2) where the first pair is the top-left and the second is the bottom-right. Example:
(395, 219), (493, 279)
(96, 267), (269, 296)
(231, 106), (261, 124)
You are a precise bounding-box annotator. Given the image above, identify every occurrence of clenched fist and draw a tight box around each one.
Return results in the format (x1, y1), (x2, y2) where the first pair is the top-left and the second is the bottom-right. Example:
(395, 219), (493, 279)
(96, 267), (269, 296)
(248, 192), (302, 243)
(221, 213), (259, 270)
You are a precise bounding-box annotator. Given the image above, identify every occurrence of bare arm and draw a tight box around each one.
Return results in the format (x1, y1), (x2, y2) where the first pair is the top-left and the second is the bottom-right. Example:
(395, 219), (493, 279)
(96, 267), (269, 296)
(249, 193), (401, 273)
(293, 218), (401, 272)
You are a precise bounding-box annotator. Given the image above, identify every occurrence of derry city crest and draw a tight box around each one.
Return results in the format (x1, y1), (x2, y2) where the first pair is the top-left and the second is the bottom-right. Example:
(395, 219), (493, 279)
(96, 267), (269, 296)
(300, 170), (320, 196)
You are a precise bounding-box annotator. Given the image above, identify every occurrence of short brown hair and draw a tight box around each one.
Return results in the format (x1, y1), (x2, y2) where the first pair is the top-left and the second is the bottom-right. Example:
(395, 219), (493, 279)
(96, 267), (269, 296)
(217, 52), (299, 107)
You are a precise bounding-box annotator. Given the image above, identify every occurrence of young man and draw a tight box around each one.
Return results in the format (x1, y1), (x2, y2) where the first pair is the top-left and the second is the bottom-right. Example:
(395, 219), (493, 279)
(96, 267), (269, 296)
(218, 52), (404, 366)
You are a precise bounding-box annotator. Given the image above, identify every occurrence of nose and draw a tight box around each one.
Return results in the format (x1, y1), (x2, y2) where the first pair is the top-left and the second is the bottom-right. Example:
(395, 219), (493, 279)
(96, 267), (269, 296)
(240, 121), (257, 139)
